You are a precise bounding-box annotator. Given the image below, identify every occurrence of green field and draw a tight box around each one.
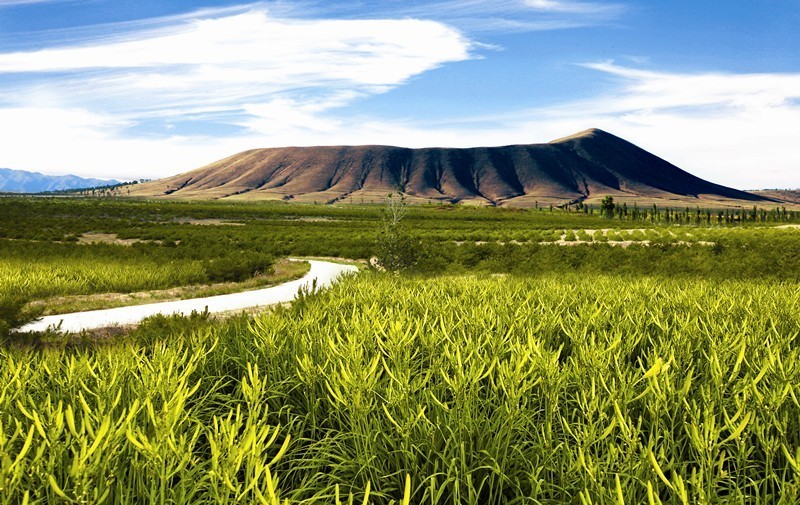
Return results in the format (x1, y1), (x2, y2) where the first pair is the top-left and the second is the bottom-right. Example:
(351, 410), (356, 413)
(2, 197), (800, 503)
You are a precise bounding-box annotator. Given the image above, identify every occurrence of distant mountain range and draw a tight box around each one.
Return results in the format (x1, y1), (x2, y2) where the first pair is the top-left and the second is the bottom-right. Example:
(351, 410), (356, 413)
(0, 168), (121, 193)
(125, 128), (780, 207)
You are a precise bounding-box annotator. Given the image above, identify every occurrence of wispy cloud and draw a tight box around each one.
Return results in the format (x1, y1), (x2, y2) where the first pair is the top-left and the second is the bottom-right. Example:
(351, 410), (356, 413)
(2, 3), (795, 190)
(0, 105), (253, 178)
(523, 0), (620, 14)
(227, 62), (800, 190)
(492, 63), (800, 189)
(0, 9), (473, 108)
(0, 0), (64, 5)
(0, 6), (476, 178)
(323, 0), (626, 32)
(3, 54), (799, 190)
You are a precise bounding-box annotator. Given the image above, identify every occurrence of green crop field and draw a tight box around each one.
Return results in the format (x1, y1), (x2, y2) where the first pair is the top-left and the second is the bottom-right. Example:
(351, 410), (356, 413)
(2, 197), (800, 503)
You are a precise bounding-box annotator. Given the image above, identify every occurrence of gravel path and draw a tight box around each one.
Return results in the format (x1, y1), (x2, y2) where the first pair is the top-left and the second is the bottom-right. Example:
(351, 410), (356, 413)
(17, 260), (358, 333)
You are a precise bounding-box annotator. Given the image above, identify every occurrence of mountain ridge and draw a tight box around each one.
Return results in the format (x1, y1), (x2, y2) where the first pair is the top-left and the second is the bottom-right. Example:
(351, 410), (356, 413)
(125, 129), (776, 207)
(0, 168), (121, 193)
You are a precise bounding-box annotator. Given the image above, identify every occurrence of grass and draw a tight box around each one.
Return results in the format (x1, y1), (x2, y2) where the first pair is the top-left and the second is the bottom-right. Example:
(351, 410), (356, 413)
(0, 242), (276, 334)
(3, 273), (800, 503)
(26, 258), (310, 316)
(0, 250), (207, 300)
(4, 197), (800, 503)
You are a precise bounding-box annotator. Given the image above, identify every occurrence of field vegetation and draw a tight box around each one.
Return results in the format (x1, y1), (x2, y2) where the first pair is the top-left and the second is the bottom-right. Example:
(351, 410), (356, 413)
(3, 275), (800, 503)
(2, 196), (800, 503)
(26, 259), (309, 317)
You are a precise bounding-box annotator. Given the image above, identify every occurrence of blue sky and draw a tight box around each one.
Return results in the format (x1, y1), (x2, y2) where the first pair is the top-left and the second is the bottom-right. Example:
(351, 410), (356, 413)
(0, 0), (798, 189)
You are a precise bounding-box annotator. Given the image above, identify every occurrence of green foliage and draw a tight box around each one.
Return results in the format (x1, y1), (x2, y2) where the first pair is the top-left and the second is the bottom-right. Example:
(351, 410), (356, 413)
(5, 197), (800, 501)
(0, 294), (31, 338)
(203, 253), (274, 283)
(5, 197), (800, 331)
(3, 274), (800, 502)
(375, 193), (418, 272)
(600, 195), (616, 218)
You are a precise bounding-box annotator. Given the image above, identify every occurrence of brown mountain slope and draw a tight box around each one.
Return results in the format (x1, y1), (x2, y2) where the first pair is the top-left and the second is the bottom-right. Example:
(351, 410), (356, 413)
(750, 190), (800, 205)
(127, 128), (775, 207)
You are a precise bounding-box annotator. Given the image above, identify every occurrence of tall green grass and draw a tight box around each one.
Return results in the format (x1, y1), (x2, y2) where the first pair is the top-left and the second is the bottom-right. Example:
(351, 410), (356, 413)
(0, 250), (210, 334)
(3, 273), (800, 503)
(0, 236), (275, 334)
(0, 256), (207, 300)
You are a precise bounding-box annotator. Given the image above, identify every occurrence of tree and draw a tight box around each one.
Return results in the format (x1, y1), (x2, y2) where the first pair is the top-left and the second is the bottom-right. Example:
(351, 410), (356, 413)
(375, 193), (417, 272)
(600, 196), (616, 219)
(0, 294), (34, 338)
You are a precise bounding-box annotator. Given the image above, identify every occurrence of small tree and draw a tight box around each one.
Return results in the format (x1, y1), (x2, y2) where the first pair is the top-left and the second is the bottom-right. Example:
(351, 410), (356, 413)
(0, 294), (34, 338)
(600, 196), (616, 219)
(375, 192), (417, 272)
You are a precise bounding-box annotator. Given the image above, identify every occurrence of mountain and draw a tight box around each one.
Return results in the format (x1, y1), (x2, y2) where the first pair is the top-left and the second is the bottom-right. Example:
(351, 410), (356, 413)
(750, 189), (800, 205)
(126, 129), (774, 207)
(0, 168), (121, 193)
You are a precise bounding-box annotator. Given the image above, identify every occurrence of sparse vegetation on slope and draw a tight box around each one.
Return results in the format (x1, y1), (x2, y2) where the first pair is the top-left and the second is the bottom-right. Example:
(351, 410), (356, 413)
(123, 129), (774, 207)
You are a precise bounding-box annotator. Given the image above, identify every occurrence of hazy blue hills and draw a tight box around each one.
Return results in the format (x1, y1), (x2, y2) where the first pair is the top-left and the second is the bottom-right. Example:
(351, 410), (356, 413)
(0, 168), (121, 193)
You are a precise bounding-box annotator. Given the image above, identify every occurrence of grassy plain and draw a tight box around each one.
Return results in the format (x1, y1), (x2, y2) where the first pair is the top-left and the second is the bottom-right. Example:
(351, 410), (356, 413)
(27, 258), (309, 316)
(2, 196), (800, 503)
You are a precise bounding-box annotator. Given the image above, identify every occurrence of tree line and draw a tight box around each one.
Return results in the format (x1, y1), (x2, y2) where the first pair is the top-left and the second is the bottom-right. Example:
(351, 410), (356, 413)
(574, 196), (799, 225)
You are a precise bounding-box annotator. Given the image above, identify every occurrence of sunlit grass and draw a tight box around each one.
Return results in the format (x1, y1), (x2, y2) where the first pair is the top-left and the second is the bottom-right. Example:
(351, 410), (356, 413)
(0, 255), (207, 300)
(3, 273), (800, 503)
(27, 259), (310, 316)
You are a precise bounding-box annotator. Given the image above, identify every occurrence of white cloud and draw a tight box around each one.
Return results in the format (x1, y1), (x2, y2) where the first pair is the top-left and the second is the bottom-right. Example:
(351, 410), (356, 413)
(365, 0), (625, 32)
(0, 7), (475, 178)
(5, 62), (800, 190)
(0, 13), (469, 76)
(0, 106), (244, 179)
(0, 0), (61, 5)
(523, 0), (619, 14)
(2, 4), (797, 191)
(498, 63), (800, 189)
(221, 62), (800, 190)
(0, 10), (472, 115)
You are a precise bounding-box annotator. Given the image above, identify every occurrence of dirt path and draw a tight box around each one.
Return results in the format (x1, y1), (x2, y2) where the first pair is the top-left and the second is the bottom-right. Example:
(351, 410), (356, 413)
(17, 260), (358, 333)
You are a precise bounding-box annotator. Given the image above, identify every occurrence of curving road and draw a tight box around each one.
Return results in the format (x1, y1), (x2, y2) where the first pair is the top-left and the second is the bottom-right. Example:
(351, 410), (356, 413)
(17, 259), (358, 333)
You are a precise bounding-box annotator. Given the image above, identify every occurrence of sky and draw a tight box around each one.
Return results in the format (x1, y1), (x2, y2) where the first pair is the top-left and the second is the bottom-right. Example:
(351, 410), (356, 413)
(0, 1), (798, 189)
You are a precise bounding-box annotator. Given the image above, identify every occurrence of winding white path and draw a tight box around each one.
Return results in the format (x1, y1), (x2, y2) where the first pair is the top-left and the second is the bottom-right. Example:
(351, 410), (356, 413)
(17, 260), (358, 333)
